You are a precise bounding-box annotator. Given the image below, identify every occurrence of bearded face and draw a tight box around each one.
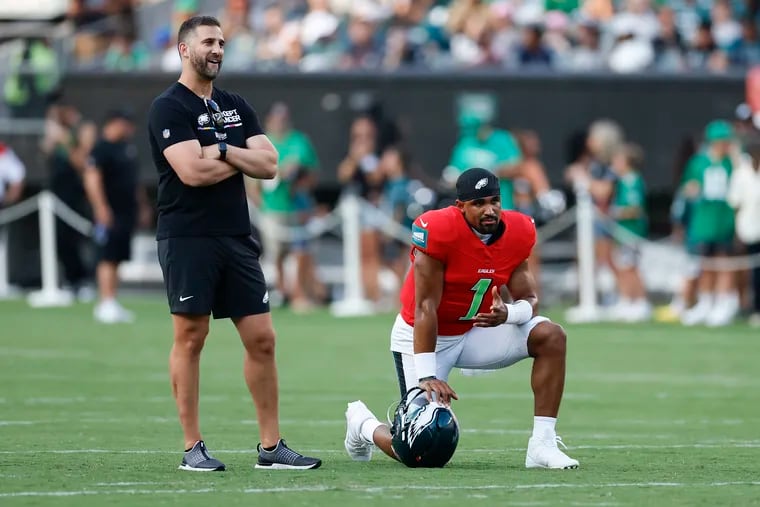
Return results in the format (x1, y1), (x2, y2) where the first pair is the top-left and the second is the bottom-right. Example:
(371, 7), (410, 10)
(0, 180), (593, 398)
(190, 45), (222, 80)
(181, 25), (225, 80)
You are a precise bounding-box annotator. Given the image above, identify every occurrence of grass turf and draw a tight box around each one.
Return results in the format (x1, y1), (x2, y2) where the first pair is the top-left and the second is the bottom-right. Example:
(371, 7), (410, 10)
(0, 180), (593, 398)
(0, 297), (758, 506)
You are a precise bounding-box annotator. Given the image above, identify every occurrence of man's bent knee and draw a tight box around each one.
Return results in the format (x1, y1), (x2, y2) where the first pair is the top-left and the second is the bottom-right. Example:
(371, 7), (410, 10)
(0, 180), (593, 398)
(527, 321), (567, 358)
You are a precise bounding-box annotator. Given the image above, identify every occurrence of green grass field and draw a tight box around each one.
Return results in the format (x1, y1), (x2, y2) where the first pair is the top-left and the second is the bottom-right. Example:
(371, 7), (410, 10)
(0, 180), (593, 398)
(0, 297), (758, 506)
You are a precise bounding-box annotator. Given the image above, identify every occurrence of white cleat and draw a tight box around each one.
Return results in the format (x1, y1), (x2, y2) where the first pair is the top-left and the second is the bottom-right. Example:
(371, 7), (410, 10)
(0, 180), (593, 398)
(525, 435), (579, 469)
(344, 400), (375, 461)
(94, 300), (135, 324)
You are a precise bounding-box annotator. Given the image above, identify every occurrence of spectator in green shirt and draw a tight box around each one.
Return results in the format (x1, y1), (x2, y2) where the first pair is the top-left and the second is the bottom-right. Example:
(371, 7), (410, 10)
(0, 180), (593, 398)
(680, 120), (739, 327)
(609, 143), (651, 322)
(249, 102), (324, 312)
(445, 112), (522, 210)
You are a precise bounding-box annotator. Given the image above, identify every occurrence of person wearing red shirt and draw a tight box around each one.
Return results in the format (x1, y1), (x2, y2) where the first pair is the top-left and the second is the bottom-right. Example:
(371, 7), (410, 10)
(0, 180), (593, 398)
(343, 167), (579, 469)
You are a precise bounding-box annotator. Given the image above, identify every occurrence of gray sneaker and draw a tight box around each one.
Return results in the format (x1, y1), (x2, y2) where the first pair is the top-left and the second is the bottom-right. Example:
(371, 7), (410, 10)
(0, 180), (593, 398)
(178, 440), (226, 472)
(255, 439), (321, 470)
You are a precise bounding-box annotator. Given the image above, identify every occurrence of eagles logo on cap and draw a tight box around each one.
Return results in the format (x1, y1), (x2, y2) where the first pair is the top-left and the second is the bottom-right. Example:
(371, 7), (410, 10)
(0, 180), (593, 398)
(456, 168), (500, 201)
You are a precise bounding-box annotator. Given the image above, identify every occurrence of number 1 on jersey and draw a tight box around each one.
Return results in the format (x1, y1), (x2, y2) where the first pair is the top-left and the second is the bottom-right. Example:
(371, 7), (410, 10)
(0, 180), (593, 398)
(459, 278), (492, 320)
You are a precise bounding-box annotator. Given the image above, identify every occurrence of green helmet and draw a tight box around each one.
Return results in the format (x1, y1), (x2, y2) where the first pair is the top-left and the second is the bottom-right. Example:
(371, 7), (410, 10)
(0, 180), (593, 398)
(390, 387), (460, 468)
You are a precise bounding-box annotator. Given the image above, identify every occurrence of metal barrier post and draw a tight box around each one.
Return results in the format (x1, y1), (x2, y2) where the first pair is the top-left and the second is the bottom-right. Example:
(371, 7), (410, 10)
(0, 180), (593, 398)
(27, 191), (73, 307)
(330, 193), (375, 317)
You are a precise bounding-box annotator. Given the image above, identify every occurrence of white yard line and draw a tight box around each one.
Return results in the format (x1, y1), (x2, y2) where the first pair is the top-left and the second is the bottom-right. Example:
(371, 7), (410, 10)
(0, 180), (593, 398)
(1, 482), (759, 498)
(573, 373), (759, 387)
(3, 392), (601, 405)
(0, 348), (91, 359)
(464, 393), (598, 400)
(460, 430), (675, 440)
(0, 418), (342, 426)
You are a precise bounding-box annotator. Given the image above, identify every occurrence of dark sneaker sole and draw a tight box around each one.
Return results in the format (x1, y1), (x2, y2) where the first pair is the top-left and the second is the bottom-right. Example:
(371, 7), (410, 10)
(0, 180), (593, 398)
(254, 461), (321, 470)
(178, 464), (226, 472)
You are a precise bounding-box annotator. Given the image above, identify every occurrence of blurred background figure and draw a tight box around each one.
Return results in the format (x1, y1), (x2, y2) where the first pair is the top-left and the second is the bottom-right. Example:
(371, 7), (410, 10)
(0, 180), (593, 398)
(514, 129), (552, 293)
(517, 24), (554, 69)
(565, 119), (624, 307)
(652, 6), (687, 72)
(217, 0), (256, 71)
(156, 0), (200, 71)
(728, 141), (760, 327)
(33, 0), (756, 75)
(41, 100), (97, 301)
(0, 142), (26, 208)
(444, 93), (522, 210)
(563, 20), (605, 72)
(0, 141), (26, 297)
(608, 142), (651, 322)
(378, 144), (415, 304)
(337, 115), (384, 304)
(339, 2), (385, 70)
(83, 110), (147, 324)
(655, 134), (700, 322)
(3, 38), (60, 118)
(250, 102), (325, 312)
(254, 3), (301, 69)
(680, 120), (739, 327)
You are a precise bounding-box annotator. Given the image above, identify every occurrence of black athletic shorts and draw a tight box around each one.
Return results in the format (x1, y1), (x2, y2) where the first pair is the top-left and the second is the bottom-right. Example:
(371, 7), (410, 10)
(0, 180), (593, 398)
(98, 220), (134, 263)
(157, 235), (270, 319)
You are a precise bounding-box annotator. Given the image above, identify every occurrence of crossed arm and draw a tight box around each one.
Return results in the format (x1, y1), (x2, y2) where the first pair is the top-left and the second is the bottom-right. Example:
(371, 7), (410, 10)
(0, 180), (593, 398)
(163, 134), (278, 187)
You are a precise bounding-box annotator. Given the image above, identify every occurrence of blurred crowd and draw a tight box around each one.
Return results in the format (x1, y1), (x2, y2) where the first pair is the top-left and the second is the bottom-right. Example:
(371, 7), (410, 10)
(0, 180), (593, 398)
(3, 0), (760, 321)
(562, 109), (760, 328)
(34, 0), (760, 73)
(2, 85), (760, 326)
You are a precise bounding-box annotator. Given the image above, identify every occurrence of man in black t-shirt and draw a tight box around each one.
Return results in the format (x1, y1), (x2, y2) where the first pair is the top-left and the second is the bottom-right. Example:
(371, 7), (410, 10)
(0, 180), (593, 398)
(147, 15), (320, 472)
(41, 101), (97, 298)
(83, 110), (140, 324)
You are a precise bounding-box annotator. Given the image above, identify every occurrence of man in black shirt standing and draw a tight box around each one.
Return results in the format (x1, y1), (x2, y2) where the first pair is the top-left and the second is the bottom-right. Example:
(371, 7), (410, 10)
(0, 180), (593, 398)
(147, 15), (321, 471)
(84, 110), (141, 324)
(41, 101), (96, 299)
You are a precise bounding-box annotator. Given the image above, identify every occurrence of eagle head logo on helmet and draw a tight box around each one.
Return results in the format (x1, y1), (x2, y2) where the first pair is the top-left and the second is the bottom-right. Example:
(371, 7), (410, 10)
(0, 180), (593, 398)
(390, 387), (460, 468)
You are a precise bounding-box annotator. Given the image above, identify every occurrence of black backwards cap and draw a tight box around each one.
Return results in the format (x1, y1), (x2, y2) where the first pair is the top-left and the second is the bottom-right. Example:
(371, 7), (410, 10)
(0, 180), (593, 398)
(456, 167), (500, 202)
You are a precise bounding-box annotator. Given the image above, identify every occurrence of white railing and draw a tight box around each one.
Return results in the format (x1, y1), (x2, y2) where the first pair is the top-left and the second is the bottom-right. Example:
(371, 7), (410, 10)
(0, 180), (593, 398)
(3, 187), (758, 318)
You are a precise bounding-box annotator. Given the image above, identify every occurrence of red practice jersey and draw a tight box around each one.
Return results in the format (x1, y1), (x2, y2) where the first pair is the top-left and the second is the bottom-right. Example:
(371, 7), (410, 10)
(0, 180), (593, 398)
(399, 206), (536, 335)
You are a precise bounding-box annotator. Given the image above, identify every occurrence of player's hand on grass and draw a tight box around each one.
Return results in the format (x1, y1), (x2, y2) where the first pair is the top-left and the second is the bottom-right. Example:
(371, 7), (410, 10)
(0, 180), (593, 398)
(473, 286), (508, 327)
(419, 378), (458, 407)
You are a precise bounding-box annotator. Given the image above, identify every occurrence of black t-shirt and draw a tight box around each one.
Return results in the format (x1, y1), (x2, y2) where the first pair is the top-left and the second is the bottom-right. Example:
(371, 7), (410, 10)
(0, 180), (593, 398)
(49, 123), (85, 205)
(148, 82), (264, 240)
(89, 139), (138, 222)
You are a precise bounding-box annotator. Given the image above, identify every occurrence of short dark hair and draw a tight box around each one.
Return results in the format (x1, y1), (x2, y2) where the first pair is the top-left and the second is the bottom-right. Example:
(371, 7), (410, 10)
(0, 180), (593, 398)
(178, 16), (221, 44)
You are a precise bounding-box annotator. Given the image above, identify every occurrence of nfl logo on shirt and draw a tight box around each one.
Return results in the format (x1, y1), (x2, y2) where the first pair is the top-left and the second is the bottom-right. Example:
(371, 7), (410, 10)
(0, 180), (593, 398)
(162, 129), (171, 139)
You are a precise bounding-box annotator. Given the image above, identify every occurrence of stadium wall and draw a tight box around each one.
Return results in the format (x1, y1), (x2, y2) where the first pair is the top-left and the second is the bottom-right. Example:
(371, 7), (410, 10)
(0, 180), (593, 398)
(3, 72), (744, 287)
(15, 71), (744, 190)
